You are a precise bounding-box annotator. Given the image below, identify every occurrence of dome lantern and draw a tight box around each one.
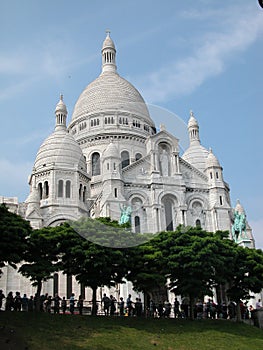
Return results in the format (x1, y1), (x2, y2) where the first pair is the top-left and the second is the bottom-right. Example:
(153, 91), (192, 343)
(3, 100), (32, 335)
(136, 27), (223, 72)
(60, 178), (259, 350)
(188, 110), (200, 145)
(101, 30), (117, 74)
(55, 94), (67, 131)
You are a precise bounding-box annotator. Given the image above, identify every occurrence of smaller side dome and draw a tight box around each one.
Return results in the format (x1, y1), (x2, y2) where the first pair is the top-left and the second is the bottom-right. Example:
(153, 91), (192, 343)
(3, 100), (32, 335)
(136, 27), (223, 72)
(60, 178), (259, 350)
(103, 140), (120, 159)
(206, 148), (221, 168)
(34, 95), (87, 173)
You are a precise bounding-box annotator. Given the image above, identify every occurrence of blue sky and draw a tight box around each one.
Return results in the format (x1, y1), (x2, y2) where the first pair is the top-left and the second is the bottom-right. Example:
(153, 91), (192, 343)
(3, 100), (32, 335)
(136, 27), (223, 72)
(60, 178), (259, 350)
(0, 0), (262, 248)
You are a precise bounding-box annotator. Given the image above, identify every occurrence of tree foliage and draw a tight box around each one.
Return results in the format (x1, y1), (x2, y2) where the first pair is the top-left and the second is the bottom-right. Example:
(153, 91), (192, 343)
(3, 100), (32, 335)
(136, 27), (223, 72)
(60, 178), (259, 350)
(126, 238), (167, 301)
(0, 204), (31, 275)
(226, 247), (263, 302)
(150, 227), (238, 318)
(59, 220), (129, 315)
(18, 225), (68, 310)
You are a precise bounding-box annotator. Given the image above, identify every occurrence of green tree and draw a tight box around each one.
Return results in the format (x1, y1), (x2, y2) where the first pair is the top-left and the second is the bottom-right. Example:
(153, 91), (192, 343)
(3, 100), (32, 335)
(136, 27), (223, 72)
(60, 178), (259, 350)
(226, 246), (263, 321)
(163, 226), (233, 319)
(0, 204), (31, 276)
(18, 225), (66, 311)
(59, 220), (128, 315)
(126, 233), (168, 307)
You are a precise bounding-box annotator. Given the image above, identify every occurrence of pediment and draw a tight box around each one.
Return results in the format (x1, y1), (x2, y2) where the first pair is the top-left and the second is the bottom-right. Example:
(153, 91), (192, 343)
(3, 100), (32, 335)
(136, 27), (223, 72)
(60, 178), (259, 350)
(26, 208), (43, 220)
(180, 157), (208, 184)
(122, 154), (151, 179)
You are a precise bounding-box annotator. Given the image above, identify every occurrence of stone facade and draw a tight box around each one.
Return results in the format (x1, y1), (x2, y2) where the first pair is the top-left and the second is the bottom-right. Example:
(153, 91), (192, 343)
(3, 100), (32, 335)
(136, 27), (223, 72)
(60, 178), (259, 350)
(0, 33), (254, 302)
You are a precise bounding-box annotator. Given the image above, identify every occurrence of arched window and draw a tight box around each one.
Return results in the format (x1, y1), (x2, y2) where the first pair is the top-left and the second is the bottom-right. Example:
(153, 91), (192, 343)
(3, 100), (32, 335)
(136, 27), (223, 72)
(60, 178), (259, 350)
(83, 186), (86, 202)
(121, 151), (130, 168)
(114, 188), (118, 198)
(92, 152), (101, 176)
(135, 153), (142, 161)
(58, 180), (63, 198)
(66, 180), (71, 198)
(38, 183), (43, 200)
(135, 216), (141, 233)
(196, 219), (201, 228)
(79, 184), (82, 200)
(44, 181), (49, 199)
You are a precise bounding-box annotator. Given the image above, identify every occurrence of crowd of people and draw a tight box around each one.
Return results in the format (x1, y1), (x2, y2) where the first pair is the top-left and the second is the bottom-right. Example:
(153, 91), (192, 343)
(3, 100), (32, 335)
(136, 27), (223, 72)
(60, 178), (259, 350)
(0, 289), (84, 315)
(0, 289), (262, 320)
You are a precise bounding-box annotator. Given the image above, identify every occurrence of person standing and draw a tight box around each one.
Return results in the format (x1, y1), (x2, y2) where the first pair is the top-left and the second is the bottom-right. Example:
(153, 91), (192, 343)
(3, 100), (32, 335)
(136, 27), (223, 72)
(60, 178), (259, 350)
(126, 294), (134, 316)
(61, 297), (67, 314)
(173, 298), (180, 318)
(14, 292), (22, 311)
(101, 293), (110, 316)
(21, 294), (29, 312)
(0, 290), (5, 311)
(53, 293), (61, 314)
(5, 291), (14, 311)
(118, 297), (124, 316)
(69, 293), (75, 315)
(110, 295), (116, 316)
(77, 295), (84, 315)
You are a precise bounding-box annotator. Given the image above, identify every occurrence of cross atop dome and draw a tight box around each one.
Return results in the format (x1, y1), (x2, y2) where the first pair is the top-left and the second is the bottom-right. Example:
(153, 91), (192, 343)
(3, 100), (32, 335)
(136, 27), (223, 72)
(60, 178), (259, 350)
(101, 31), (117, 73)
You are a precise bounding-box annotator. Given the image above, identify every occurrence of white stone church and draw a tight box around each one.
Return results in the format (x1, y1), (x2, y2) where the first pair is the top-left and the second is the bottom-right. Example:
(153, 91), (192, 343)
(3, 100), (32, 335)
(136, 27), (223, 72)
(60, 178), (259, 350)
(0, 33), (255, 303)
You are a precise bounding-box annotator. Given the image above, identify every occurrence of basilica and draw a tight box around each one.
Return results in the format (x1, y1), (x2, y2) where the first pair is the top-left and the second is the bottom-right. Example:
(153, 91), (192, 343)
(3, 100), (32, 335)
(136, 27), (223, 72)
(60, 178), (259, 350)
(0, 33), (255, 300)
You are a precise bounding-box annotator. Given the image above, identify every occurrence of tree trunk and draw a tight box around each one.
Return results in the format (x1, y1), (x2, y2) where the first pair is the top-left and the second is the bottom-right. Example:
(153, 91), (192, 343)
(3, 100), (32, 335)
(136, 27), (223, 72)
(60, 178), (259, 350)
(91, 286), (97, 316)
(35, 280), (42, 312)
(189, 295), (194, 320)
(236, 302), (242, 322)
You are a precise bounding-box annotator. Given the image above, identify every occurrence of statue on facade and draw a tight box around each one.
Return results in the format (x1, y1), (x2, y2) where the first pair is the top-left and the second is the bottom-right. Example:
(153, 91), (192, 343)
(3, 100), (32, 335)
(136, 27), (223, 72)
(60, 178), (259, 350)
(119, 204), (132, 225)
(160, 149), (169, 176)
(232, 210), (247, 242)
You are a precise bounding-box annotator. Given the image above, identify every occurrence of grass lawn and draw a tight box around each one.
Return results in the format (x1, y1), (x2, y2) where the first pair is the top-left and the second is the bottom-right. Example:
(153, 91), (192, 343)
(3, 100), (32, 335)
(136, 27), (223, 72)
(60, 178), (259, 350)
(0, 312), (263, 350)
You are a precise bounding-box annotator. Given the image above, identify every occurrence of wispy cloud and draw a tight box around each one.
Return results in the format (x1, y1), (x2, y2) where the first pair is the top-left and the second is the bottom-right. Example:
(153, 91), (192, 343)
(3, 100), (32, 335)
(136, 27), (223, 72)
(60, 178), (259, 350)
(0, 56), (27, 74)
(0, 76), (39, 101)
(136, 6), (263, 103)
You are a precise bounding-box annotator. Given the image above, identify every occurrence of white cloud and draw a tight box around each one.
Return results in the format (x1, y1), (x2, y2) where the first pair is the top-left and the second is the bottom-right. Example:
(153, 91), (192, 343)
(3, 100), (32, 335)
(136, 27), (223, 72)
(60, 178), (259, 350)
(136, 7), (263, 103)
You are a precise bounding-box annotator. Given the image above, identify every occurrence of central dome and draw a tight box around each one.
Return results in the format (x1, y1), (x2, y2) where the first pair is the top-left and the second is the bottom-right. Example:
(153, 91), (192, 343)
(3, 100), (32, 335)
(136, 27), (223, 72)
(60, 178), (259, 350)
(71, 72), (153, 124)
(71, 32), (154, 127)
